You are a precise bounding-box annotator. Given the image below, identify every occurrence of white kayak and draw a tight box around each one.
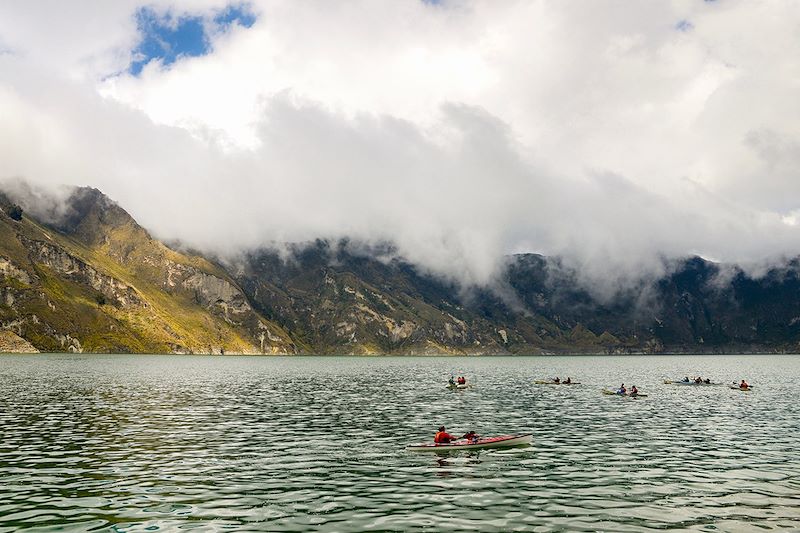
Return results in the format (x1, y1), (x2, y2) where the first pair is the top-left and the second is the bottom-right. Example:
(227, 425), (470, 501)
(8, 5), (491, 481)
(407, 434), (532, 452)
(446, 383), (469, 390)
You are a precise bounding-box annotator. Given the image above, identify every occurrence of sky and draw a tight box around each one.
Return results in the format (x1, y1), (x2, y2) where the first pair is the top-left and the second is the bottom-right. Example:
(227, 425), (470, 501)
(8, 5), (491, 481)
(0, 0), (799, 293)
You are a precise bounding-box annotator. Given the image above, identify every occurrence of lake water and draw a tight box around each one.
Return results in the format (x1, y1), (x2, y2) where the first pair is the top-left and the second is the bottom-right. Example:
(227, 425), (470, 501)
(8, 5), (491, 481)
(0, 354), (799, 532)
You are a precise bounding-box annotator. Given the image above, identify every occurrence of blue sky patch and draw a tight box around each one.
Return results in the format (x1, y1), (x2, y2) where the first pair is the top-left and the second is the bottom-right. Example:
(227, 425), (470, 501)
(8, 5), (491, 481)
(129, 4), (256, 76)
(214, 5), (256, 28)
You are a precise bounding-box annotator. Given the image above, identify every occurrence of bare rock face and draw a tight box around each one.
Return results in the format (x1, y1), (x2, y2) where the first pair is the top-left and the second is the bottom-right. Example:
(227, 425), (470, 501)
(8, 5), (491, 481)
(22, 237), (143, 308)
(160, 258), (294, 353)
(0, 257), (32, 285)
(0, 331), (39, 353)
(170, 263), (248, 313)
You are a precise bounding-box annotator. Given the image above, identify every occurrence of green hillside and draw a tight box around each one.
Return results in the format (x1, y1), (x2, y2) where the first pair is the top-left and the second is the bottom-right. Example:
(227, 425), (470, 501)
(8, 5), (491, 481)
(0, 188), (296, 354)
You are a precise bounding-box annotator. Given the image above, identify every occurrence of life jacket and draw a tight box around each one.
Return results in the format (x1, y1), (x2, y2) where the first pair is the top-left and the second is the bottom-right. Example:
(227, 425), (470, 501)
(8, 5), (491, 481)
(434, 431), (451, 443)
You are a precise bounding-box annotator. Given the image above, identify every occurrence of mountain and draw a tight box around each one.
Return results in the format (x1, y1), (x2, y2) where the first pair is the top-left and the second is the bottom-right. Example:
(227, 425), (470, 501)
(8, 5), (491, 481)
(1, 185), (799, 354)
(503, 254), (800, 353)
(0, 187), (295, 354)
(234, 241), (534, 354)
(233, 241), (800, 354)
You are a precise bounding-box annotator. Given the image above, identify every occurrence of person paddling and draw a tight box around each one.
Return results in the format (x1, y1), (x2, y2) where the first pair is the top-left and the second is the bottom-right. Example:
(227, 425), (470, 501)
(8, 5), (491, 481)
(434, 426), (456, 443)
(630, 385), (639, 397)
(448, 376), (455, 386)
(618, 383), (627, 395)
(739, 379), (749, 390)
(553, 376), (560, 384)
(564, 377), (572, 384)
(461, 430), (480, 443)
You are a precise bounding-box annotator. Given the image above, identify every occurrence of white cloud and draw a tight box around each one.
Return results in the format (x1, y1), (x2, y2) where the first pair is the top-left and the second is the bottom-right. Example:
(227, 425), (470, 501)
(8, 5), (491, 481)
(0, 0), (799, 290)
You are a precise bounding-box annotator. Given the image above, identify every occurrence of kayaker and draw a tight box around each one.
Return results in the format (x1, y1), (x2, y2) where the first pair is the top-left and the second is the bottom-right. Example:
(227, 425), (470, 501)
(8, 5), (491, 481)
(630, 385), (639, 397)
(564, 377), (572, 384)
(553, 377), (560, 384)
(461, 430), (480, 443)
(694, 376), (702, 384)
(682, 376), (690, 383)
(618, 383), (627, 395)
(448, 376), (455, 386)
(434, 426), (456, 443)
(704, 378), (711, 384)
(457, 376), (466, 385)
(740, 379), (749, 389)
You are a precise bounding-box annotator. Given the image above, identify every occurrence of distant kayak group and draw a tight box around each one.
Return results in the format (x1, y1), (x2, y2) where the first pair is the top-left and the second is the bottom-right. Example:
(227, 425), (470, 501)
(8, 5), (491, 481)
(664, 376), (717, 385)
(534, 376), (578, 385)
(409, 372), (752, 452)
(665, 376), (752, 390)
(533, 377), (647, 397)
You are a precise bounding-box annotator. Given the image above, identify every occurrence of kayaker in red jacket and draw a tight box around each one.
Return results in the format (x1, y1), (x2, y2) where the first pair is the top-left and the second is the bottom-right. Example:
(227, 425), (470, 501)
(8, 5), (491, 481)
(434, 426), (456, 443)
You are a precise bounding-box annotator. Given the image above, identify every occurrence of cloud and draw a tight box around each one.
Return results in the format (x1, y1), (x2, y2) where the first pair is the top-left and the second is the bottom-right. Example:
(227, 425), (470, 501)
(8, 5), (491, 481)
(0, 0), (799, 293)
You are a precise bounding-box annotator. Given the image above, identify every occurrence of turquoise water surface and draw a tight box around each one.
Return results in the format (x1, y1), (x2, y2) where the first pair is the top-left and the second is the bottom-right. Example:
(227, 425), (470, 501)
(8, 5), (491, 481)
(1, 354), (799, 531)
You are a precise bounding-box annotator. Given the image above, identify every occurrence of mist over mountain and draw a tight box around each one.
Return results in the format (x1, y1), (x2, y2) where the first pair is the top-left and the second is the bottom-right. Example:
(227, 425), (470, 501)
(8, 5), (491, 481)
(1, 1), (799, 296)
(2, 184), (799, 355)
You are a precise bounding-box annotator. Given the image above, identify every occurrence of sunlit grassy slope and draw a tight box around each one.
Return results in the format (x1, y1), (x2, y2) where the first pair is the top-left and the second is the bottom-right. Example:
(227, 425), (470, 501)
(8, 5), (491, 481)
(0, 189), (295, 354)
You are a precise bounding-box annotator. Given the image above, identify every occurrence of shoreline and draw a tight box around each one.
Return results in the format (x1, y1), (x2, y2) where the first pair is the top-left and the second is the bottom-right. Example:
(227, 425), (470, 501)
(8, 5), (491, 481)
(2, 351), (798, 357)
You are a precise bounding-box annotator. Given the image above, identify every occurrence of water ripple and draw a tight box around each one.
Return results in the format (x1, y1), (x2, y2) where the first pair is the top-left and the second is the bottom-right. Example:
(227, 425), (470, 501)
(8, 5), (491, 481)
(0, 354), (799, 531)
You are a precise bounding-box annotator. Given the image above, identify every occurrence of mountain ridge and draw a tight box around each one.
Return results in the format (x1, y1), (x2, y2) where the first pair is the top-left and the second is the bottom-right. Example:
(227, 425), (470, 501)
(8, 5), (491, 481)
(0, 186), (296, 354)
(1, 185), (799, 354)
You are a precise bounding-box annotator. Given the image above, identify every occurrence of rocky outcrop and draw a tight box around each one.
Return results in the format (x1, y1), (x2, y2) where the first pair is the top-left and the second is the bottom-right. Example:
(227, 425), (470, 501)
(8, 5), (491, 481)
(166, 260), (248, 312)
(0, 257), (32, 285)
(21, 237), (143, 308)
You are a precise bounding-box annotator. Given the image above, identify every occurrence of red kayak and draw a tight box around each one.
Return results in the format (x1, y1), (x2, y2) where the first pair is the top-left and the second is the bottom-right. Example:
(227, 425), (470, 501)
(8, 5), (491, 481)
(406, 434), (532, 452)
